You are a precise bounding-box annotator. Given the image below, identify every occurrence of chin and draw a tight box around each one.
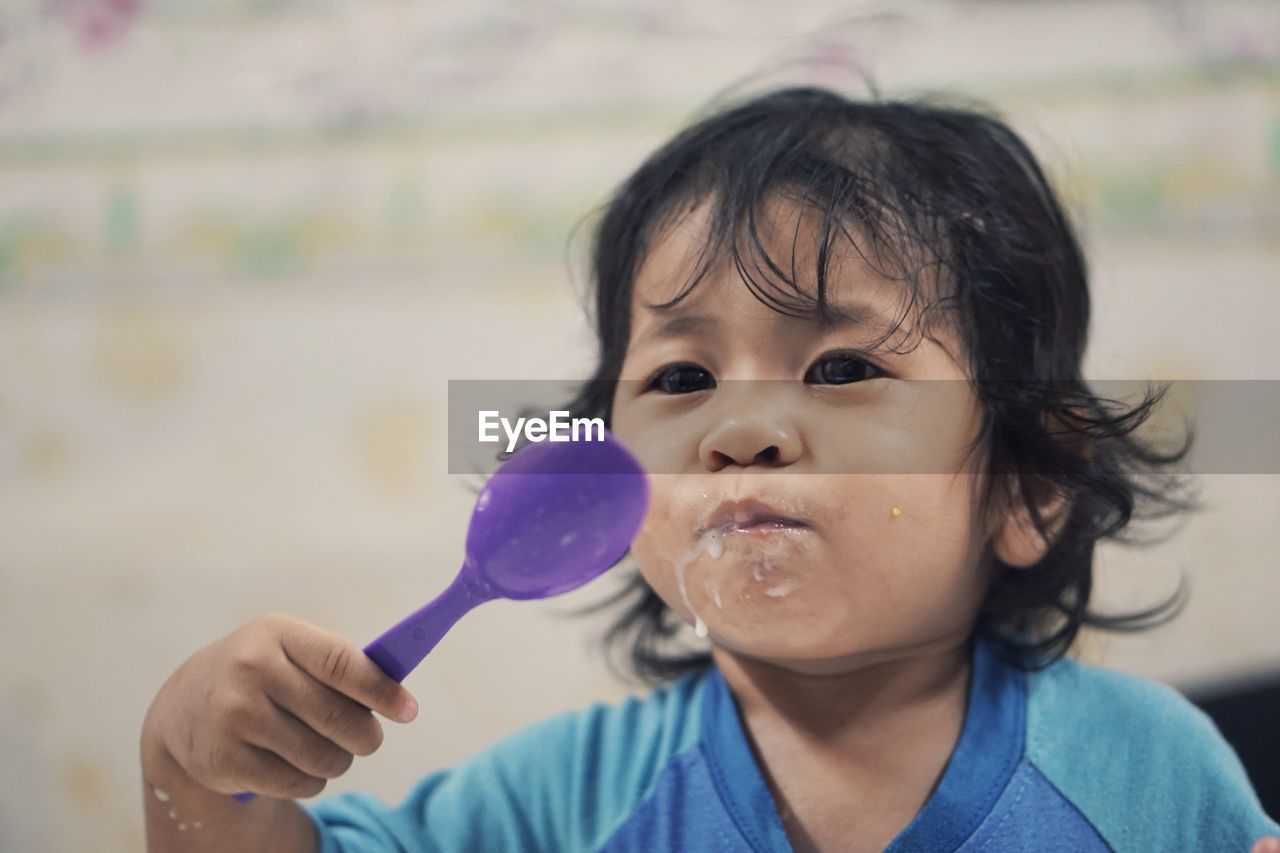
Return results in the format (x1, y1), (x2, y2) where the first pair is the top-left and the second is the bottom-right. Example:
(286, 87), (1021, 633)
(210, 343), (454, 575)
(705, 611), (857, 662)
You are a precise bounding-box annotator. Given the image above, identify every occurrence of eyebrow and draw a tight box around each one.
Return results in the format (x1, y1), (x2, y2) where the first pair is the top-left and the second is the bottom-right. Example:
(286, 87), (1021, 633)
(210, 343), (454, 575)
(630, 301), (885, 349)
(632, 314), (718, 347)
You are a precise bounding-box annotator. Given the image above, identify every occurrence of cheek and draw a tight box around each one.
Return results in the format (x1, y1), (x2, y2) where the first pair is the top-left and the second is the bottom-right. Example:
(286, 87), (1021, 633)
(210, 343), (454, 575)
(611, 403), (700, 477)
(848, 474), (990, 609)
(630, 504), (673, 585)
(628, 476), (703, 608)
(902, 474), (987, 543)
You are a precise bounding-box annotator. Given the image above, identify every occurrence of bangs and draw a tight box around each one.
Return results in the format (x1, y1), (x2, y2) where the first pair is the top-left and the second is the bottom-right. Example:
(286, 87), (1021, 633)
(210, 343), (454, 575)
(626, 102), (968, 360)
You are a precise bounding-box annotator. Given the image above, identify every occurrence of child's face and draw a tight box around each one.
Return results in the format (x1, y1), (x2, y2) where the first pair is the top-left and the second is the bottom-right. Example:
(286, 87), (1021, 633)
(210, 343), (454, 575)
(609, 198), (998, 674)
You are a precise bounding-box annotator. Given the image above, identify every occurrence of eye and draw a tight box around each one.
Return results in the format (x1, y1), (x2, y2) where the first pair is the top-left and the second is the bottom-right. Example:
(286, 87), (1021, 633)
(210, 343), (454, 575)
(805, 351), (880, 385)
(645, 363), (715, 394)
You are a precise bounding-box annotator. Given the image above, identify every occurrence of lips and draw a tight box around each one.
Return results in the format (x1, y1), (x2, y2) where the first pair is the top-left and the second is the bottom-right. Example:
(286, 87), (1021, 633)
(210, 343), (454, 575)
(705, 498), (810, 533)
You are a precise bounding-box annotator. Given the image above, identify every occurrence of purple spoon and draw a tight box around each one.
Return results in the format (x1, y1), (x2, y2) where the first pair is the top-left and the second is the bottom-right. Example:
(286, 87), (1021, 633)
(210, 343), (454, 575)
(234, 429), (649, 802)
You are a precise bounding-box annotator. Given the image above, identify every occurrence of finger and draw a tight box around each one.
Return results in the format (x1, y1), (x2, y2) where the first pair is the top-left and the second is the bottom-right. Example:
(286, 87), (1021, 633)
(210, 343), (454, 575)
(212, 741), (329, 800)
(279, 618), (418, 723)
(264, 653), (386, 756)
(1253, 837), (1280, 853)
(242, 701), (355, 781)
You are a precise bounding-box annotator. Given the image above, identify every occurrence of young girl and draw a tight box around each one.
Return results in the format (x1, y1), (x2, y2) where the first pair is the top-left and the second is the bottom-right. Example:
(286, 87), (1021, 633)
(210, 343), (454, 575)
(140, 87), (1280, 852)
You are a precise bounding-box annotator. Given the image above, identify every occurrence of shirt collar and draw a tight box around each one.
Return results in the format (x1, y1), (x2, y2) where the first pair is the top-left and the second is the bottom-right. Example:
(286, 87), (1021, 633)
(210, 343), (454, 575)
(699, 633), (1026, 852)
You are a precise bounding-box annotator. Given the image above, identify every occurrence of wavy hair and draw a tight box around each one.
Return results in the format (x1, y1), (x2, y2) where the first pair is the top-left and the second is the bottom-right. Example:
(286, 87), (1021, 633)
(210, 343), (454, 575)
(551, 86), (1197, 682)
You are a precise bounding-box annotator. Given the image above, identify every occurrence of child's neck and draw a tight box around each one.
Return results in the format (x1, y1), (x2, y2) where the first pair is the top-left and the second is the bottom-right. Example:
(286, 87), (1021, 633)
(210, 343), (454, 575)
(711, 635), (973, 739)
(710, 635), (973, 853)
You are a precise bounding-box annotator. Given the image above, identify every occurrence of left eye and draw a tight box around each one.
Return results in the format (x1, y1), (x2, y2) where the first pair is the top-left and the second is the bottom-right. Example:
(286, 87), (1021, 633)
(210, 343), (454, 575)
(804, 353), (879, 385)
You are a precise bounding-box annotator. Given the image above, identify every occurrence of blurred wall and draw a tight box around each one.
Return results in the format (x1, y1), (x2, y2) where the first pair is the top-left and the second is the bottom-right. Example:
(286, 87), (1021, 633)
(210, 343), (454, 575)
(0, 1), (1277, 850)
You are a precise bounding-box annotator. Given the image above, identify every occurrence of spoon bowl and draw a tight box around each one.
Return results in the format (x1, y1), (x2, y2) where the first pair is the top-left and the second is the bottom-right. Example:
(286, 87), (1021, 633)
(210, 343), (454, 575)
(364, 430), (649, 681)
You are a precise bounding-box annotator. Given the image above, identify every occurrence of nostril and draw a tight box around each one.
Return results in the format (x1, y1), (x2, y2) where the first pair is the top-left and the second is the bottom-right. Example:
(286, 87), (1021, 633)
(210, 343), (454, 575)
(708, 450), (735, 471)
(705, 445), (784, 470)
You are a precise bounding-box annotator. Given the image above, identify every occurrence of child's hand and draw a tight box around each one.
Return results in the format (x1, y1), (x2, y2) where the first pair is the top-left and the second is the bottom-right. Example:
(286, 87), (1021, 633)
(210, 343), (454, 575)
(142, 612), (419, 800)
(1254, 836), (1280, 853)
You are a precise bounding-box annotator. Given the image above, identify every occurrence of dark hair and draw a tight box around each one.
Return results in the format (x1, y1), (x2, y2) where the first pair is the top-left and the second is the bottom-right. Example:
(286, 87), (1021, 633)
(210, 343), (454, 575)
(557, 86), (1197, 683)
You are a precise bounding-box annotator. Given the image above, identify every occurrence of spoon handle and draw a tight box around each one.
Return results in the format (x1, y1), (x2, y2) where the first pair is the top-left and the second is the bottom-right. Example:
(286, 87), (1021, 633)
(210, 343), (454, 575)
(363, 566), (495, 682)
(233, 564), (492, 802)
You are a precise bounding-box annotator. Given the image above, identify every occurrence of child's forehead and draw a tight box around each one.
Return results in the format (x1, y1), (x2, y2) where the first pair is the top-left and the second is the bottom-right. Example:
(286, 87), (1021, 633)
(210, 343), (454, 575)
(629, 194), (939, 325)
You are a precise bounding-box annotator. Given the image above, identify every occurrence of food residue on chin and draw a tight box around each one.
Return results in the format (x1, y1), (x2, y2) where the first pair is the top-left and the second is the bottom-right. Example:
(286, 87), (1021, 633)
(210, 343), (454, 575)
(672, 498), (811, 636)
(764, 580), (801, 598)
(674, 527), (726, 639)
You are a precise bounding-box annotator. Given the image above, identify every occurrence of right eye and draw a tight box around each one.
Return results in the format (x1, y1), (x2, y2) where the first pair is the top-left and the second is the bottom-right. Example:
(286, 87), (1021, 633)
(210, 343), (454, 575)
(645, 363), (715, 395)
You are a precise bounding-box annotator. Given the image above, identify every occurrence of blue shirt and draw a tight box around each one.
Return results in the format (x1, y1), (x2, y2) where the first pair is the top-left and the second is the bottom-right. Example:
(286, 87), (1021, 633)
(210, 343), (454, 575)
(304, 635), (1279, 851)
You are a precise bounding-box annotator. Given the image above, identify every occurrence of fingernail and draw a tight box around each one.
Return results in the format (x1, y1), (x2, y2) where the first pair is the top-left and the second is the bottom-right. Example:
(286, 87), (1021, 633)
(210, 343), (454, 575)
(398, 697), (418, 723)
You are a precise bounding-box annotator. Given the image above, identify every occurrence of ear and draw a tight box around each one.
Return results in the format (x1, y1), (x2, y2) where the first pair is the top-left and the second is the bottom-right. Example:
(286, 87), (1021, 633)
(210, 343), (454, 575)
(990, 407), (1095, 568)
(990, 475), (1072, 569)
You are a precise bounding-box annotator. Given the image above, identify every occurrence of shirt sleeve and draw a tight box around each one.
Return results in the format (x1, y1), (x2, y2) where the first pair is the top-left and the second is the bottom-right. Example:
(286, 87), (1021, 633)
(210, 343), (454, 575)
(298, 678), (704, 853)
(1025, 657), (1280, 852)
(301, 711), (582, 853)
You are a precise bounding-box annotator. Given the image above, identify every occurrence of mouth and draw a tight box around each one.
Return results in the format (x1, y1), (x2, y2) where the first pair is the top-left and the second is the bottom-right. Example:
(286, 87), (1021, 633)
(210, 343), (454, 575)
(703, 498), (812, 536)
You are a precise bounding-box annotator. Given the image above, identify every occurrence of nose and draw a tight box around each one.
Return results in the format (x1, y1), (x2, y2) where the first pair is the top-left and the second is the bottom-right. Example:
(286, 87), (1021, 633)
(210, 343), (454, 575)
(698, 387), (803, 472)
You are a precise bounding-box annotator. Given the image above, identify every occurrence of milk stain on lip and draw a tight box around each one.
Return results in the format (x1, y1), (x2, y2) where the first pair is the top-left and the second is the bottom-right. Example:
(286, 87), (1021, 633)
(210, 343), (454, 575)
(671, 515), (815, 639)
(669, 502), (911, 635)
(718, 515), (811, 536)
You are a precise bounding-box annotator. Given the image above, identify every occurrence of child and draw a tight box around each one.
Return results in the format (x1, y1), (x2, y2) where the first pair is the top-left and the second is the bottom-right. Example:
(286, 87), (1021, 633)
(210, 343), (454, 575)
(140, 87), (1280, 852)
